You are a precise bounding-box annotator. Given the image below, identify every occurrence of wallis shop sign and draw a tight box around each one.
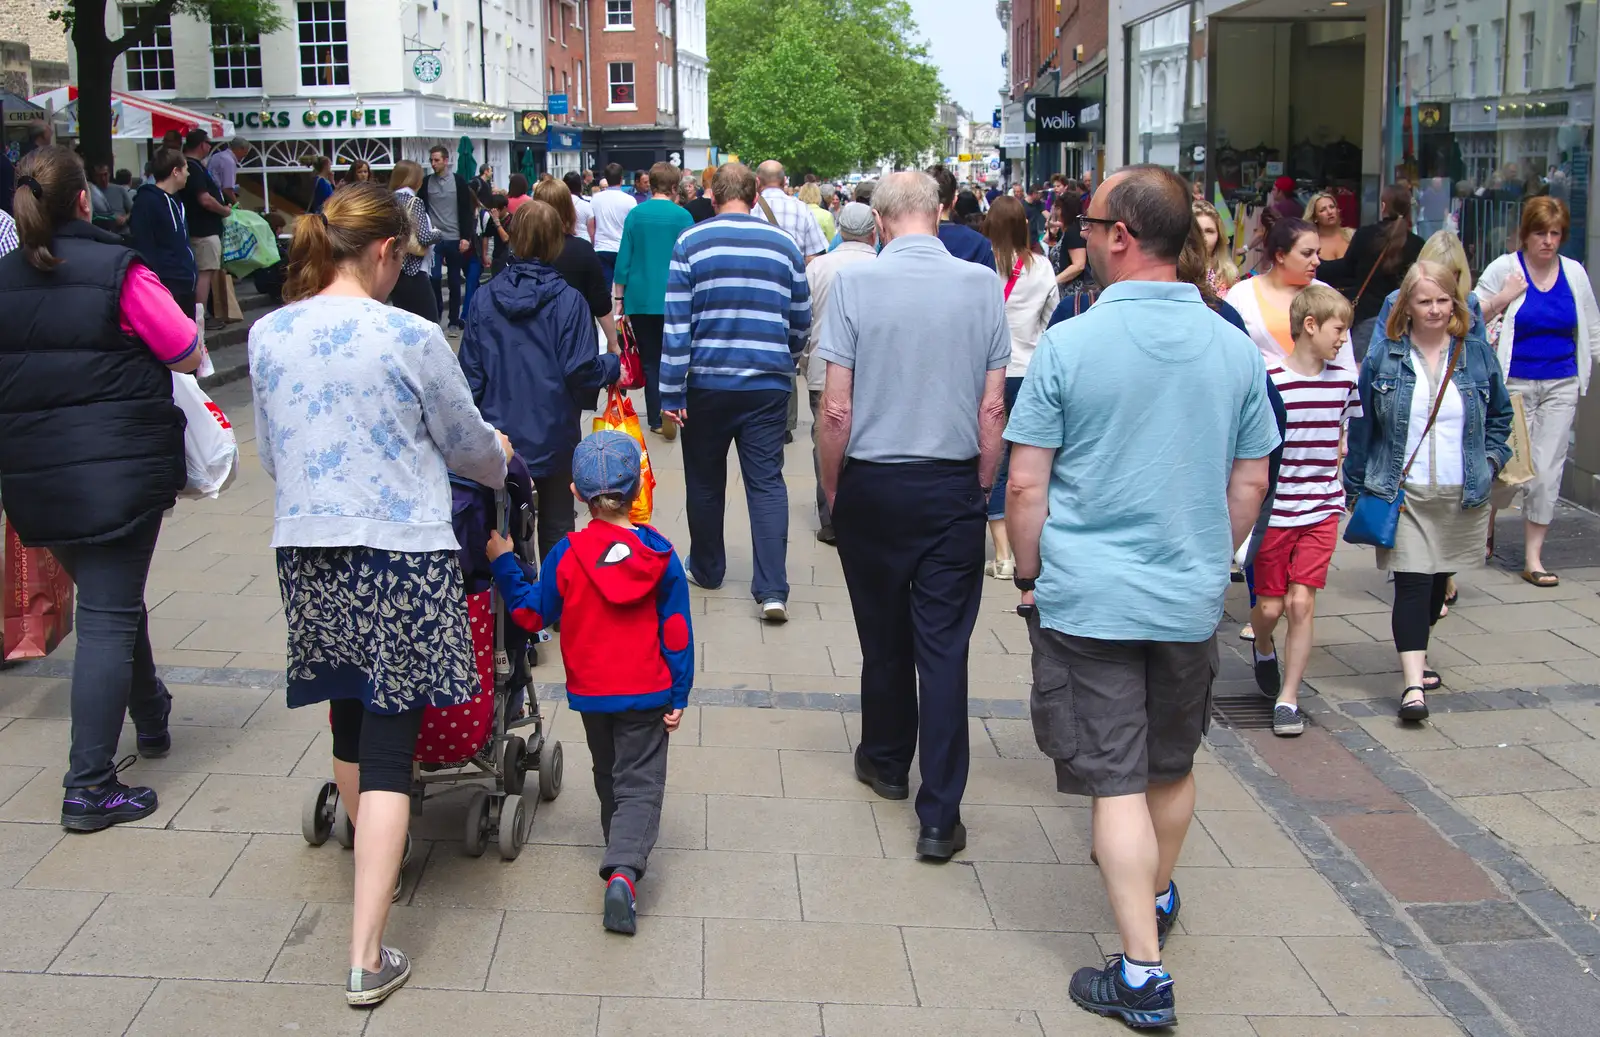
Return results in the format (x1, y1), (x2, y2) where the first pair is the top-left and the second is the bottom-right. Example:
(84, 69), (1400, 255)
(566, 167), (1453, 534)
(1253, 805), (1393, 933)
(1033, 98), (1089, 143)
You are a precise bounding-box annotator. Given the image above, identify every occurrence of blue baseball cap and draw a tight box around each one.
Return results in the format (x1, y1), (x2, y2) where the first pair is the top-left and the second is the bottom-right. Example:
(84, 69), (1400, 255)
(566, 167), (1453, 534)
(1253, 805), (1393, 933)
(573, 430), (641, 500)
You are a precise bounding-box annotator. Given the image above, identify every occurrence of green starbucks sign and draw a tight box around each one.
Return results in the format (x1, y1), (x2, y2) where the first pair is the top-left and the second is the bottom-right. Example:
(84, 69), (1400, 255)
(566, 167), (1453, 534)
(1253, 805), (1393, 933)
(413, 53), (443, 84)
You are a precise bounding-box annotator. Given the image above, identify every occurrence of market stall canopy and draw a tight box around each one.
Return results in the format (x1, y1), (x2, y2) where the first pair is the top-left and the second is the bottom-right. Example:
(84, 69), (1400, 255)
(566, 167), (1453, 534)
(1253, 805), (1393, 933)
(0, 90), (47, 126)
(28, 87), (235, 141)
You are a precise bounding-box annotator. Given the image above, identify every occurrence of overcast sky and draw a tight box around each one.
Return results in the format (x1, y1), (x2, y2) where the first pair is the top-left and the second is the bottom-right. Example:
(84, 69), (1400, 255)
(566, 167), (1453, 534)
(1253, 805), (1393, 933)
(907, 0), (1006, 118)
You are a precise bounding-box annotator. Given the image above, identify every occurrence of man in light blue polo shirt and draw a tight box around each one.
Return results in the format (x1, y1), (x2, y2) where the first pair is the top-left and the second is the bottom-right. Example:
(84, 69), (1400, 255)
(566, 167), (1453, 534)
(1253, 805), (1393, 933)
(1004, 165), (1277, 1029)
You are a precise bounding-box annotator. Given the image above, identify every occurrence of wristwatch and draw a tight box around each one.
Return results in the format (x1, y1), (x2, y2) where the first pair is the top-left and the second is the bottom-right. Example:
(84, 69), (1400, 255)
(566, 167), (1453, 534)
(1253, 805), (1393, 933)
(1013, 575), (1037, 592)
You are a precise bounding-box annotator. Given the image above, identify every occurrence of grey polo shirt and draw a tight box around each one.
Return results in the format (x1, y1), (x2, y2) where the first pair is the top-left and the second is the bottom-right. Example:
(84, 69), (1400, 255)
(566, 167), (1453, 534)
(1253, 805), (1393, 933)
(815, 234), (1009, 463)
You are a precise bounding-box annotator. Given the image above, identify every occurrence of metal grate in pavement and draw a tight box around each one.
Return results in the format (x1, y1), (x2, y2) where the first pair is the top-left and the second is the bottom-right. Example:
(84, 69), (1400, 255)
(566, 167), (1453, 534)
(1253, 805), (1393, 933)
(1211, 692), (1309, 730)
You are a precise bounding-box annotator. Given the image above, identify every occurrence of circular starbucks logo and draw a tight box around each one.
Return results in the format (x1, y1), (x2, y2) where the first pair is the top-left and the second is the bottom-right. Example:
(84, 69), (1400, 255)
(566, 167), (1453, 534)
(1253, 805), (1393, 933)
(413, 53), (443, 84)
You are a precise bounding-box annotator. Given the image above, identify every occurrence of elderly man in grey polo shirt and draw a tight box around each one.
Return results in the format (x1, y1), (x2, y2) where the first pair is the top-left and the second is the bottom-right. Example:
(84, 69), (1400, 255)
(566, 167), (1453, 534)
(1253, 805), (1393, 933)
(815, 171), (1010, 861)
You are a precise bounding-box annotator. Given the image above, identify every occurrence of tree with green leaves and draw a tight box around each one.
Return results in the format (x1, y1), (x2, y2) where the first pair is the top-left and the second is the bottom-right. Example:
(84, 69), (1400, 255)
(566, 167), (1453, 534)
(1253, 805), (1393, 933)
(708, 0), (942, 176)
(49, 0), (286, 167)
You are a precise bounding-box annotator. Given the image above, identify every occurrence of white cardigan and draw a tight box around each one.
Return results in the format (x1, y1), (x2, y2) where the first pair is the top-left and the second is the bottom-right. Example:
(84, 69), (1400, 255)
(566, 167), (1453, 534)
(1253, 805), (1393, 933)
(1473, 252), (1600, 395)
(1004, 255), (1061, 378)
(1224, 276), (1357, 373)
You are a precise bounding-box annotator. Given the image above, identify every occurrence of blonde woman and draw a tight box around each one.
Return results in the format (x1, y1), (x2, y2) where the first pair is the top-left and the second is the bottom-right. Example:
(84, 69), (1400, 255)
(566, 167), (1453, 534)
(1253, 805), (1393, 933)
(1193, 199), (1238, 294)
(1304, 191), (1352, 261)
(797, 182), (835, 241)
(1344, 261), (1512, 720)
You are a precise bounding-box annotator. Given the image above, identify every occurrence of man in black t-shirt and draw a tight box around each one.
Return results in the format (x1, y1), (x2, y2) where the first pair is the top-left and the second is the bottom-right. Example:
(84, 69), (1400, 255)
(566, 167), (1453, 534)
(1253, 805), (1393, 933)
(179, 129), (232, 329)
(1022, 183), (1048, 242)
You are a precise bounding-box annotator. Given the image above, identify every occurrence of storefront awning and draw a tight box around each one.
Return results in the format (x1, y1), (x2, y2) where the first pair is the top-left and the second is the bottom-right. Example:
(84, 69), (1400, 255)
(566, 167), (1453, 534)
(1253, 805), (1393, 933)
(0, 90), (46, 127)
(28, 87), (235, 141)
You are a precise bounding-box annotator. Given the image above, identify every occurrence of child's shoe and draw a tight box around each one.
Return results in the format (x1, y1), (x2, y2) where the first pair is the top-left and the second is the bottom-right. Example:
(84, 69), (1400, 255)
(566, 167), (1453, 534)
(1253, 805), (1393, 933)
(603, 873), (637, 935)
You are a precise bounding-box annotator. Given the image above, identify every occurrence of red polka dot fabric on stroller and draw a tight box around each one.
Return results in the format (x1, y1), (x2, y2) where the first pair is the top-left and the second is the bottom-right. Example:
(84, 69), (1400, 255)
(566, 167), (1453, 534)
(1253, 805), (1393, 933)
(414, 589), (497, 764)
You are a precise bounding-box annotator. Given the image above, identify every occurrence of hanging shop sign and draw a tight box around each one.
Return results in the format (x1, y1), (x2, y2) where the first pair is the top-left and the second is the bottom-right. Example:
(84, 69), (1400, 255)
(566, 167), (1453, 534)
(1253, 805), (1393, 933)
(413, 53), (443, 83)
(549, 93), (569, 116)
(518, 110), (548, 139)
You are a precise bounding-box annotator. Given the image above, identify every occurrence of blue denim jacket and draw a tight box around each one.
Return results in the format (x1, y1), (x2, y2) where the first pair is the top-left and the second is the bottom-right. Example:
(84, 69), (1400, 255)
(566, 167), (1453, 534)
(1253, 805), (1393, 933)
(1343, 330), (1513, 509)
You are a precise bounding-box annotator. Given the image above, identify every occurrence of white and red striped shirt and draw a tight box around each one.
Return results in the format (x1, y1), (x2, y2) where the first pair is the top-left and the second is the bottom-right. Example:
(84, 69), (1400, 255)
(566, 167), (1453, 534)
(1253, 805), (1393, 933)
(1267, 361), (1362, 528)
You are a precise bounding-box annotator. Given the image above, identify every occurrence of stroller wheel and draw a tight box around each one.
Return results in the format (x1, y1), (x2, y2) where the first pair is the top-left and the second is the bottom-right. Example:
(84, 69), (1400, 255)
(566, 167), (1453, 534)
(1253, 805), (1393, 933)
(500, 735), (527, 797)
(463, 788), (490, 857)
(539, 739), (563, 801)
(333, 795), (354, 849)
(302, 781), (338, 846)
(497, 794), (528, 860)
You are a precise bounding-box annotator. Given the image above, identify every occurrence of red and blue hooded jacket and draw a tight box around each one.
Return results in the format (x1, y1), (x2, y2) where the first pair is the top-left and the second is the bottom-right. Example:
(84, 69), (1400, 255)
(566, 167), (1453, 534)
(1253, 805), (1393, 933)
(490, 520), (693, 712)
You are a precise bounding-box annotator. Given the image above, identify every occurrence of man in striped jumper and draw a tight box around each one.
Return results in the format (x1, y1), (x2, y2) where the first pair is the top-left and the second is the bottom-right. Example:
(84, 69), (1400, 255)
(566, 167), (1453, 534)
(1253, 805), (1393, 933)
(661, 162), (811, 623)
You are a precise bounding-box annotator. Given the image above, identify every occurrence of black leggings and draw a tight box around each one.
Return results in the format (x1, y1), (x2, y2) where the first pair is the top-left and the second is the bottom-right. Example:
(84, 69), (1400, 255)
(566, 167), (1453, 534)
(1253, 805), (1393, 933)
(388, 270), (440, 323)
(1391, 572), (1452, 654)
(328, 699), (424, 795)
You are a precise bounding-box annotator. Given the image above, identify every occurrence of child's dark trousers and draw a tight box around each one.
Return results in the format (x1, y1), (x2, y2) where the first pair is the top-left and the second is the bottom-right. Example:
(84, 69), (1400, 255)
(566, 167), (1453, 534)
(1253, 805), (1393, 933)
(581, 706), (670, 879)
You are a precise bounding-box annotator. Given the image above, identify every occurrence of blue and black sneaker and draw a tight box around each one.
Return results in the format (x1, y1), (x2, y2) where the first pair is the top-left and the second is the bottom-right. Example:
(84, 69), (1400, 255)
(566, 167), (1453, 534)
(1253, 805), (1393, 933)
(1069, 955), (1177, 1030)
(1156, 880), (1181, 950)
(61, 756), (158, 832)
(603, 873), (637, 935)
(135, 690), (173, 758)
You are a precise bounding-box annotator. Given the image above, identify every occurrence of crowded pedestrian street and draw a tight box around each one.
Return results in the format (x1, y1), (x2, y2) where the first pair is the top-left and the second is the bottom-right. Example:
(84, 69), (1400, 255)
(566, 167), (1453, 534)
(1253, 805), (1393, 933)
(0, 371), (1596, 1035)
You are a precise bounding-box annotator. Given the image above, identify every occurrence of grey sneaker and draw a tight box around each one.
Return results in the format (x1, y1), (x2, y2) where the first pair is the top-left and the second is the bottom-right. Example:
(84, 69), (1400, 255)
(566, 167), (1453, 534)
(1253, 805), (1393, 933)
(761, 599), (788, 624)
(1272, 703), (1305, 737)
(347, 945), (410, 1007)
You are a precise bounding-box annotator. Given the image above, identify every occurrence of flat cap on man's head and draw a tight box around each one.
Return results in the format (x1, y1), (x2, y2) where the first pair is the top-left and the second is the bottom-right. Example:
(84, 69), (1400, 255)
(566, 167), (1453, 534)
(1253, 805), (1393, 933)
(837, 202), (875, 237)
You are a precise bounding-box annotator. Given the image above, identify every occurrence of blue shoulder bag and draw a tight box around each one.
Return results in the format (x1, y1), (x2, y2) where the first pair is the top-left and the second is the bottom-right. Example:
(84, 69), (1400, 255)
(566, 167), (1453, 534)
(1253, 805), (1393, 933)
(1344, 340), (1460, 549)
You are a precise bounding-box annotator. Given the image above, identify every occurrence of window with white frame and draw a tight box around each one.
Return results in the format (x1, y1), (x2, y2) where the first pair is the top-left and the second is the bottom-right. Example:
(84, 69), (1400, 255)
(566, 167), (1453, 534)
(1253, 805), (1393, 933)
(1567, 4), (1581, 86)
(1423, 36), (1434, 96)
(1467, 25), (1479, 95)
(658, 1), (671, 35)
(1520, 13), (1535, 91)
(211, 24), (262, 90)
(576, 60), (585, 108)
(122, 6), (176, 93)
(1423, 0), (1433, 13)
(298, 1), (349, 87)
(607, 0), (632, 27)
(1492, 20), (1504, 93)
(609, 61), (635, 106)
(1444, 33), (1456, 97)
(657, 62), (673, 112)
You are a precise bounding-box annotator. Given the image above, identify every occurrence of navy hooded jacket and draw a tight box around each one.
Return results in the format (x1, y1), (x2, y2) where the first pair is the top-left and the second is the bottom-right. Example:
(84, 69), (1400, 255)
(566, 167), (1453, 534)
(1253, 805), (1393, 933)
(458, 257), (621, 478)
(128, 182), (195, 291)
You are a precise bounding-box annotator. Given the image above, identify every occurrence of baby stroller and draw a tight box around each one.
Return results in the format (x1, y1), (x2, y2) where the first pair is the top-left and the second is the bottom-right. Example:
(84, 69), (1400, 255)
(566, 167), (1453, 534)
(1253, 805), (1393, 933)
(301, 460), (564, 861)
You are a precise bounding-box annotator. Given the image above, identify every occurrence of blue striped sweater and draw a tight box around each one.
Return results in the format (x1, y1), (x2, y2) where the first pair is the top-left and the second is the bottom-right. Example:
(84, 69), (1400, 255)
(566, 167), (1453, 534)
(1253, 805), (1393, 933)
(661, 213), (811, 411)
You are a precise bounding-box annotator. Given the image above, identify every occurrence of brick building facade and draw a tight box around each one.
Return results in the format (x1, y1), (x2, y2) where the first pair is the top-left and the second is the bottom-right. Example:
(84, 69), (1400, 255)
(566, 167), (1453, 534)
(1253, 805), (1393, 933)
(583, 0), (683, 171)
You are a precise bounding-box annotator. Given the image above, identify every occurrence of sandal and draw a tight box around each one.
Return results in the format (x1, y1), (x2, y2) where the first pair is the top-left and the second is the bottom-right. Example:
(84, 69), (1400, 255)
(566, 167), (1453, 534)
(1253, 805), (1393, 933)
(1485, 531), (1495, 563)
(1522, 570), (1560, 588)
(1398, 686), (1429, 722)
(1239, 624), (1255, 642)
(1422, 670), (1443, 692)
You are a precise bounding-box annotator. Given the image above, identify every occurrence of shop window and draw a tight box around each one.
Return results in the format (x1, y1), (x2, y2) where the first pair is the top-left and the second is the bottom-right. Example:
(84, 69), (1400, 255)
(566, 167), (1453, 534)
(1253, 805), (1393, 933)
(298, 1), (350, 88)
(211, 24), (263, 91)
(1521, 13), (1536, 91)
(607, 0), (632, 28)
(609, 61), (635, 108)
(122, 6), (176, 93)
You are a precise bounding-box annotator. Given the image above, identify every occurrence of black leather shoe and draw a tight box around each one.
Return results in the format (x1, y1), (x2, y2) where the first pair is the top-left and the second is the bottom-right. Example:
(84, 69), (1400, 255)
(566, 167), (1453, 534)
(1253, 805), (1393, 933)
(853, 746), (908, 800)
(916, 822), (967, 861)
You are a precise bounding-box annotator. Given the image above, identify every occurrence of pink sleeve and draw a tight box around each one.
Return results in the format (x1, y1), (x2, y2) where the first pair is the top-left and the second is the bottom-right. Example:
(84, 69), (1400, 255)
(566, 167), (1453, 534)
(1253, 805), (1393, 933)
(119, 262), (200, 365)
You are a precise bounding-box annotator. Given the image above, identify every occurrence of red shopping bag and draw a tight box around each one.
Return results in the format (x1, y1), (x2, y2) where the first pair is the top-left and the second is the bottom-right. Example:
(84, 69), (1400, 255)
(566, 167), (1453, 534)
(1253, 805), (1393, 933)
(617, 320), (645, 391)
(4, 525), (75, 661)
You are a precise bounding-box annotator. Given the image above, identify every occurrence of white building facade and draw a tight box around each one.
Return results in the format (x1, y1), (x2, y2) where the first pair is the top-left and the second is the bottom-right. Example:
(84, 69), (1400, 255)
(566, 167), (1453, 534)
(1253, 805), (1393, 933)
(107, 0), (553, 206)
(674, 0), (711, 168)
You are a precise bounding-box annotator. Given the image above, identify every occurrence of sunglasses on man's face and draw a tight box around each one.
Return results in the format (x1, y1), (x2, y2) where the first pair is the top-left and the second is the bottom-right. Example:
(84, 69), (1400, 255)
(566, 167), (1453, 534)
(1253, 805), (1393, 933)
(1077, 215), (1140, 238)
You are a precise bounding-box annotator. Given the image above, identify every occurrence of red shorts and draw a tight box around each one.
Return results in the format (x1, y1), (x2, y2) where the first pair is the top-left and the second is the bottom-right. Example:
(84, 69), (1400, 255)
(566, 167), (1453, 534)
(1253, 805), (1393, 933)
(1253, 516), (1340, 598)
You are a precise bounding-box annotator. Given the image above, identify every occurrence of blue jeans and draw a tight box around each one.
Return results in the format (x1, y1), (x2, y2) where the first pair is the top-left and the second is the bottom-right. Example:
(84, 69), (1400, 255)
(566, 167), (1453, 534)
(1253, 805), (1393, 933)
(50, 516), (171, 788)
(681, 387), (790, 602)
(986, 376), (1025, 520)
(461, 253), (484, 320)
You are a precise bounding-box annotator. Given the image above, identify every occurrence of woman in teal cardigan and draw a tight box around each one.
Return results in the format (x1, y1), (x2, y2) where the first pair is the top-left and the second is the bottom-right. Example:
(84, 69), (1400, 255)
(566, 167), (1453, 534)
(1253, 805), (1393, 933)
(614, 162), (694, 438)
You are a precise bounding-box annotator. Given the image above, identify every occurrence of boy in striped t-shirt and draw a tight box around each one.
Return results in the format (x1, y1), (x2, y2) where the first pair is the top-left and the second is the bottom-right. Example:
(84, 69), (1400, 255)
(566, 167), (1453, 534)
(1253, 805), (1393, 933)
(1251, 285), (1361, 737)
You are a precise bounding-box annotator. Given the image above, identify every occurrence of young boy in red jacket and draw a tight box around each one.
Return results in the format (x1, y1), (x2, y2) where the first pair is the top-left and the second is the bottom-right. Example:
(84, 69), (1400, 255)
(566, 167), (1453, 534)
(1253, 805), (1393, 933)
(487, 430), (693, 934)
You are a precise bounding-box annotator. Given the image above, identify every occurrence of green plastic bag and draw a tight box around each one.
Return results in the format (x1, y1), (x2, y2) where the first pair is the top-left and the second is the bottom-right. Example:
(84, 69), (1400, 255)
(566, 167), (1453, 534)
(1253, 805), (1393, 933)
(221, 207), (280, 278)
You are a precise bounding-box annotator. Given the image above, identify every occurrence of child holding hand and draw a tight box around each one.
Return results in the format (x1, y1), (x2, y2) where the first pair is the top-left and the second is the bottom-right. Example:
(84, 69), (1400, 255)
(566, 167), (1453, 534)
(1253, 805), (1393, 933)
(487, 430), (693, 934)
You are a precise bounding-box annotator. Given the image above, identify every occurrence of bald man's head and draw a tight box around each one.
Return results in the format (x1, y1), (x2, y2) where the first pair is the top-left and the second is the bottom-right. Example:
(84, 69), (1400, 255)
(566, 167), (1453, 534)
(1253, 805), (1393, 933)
(756, 161), (786, 188)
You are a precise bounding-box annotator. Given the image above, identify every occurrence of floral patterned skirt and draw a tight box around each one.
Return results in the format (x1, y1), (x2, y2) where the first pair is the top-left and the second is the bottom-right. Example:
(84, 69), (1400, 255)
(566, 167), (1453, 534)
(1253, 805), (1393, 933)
(277, 547), (478, 714)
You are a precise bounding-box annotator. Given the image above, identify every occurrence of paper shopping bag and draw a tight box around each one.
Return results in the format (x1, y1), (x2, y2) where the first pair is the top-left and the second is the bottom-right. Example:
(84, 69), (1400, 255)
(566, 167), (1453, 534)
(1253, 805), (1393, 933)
(218, 271), (244, 322)
(1492, 391), (1537, 510)
(592, 387), (655, 525)
(3, 525), (74, 661)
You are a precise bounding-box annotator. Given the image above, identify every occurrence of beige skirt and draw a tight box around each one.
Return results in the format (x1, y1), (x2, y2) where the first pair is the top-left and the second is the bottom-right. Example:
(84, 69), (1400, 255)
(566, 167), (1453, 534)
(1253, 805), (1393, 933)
(1376, 481), (1490, 573)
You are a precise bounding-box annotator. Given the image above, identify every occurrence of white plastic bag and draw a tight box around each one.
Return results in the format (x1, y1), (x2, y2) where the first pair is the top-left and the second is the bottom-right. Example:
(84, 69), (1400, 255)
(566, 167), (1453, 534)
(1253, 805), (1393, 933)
(172, 373), (238, 498)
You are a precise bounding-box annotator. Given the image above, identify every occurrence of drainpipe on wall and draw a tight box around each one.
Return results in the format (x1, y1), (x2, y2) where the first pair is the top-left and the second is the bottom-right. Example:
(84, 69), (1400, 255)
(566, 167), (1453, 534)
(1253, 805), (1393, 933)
(584, 0), (595, 168)
(479, 0), (489, 163)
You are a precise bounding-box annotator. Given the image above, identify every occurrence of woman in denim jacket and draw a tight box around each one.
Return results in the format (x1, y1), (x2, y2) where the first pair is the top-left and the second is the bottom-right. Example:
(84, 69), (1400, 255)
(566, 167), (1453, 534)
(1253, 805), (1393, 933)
(1344, 261), (1512, 722)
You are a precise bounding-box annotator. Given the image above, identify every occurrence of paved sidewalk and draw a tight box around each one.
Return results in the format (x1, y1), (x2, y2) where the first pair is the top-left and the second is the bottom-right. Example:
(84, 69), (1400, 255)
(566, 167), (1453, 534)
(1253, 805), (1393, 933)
(3, 378), (1600, 1034)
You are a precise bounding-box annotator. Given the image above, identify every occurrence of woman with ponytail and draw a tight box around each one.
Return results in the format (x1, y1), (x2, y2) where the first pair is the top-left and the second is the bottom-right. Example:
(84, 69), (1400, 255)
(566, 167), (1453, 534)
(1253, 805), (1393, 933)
(249, 181), (512, 1006)
(0, 145), (202, 832)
